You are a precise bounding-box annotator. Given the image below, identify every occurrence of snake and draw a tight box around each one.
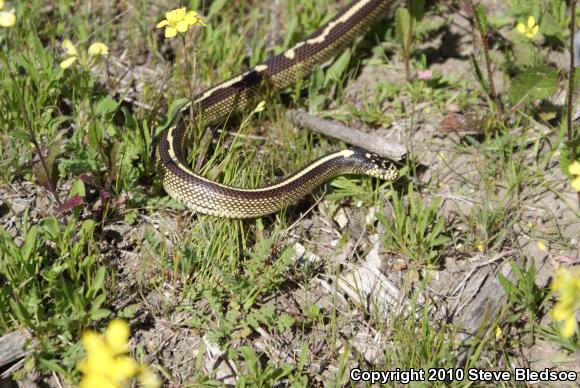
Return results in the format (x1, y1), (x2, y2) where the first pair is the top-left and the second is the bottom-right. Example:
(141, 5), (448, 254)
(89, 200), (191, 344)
(157, 0), (398, 218)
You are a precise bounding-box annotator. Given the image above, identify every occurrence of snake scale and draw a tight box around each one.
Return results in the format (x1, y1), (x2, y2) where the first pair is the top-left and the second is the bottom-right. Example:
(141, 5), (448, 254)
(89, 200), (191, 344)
(157, 0), (397, 218)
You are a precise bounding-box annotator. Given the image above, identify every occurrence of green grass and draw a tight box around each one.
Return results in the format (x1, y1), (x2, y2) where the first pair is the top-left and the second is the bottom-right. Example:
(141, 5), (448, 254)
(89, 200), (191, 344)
(0, 0), (579, 386)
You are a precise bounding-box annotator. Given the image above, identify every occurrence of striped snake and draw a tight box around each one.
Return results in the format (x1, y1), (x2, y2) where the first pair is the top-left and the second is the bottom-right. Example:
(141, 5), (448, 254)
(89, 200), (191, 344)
(157, 0), (398, 218)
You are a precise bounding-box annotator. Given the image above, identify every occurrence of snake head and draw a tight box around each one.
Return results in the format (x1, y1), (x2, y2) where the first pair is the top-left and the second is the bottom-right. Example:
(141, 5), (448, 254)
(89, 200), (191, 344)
(349, 148), (399, 181)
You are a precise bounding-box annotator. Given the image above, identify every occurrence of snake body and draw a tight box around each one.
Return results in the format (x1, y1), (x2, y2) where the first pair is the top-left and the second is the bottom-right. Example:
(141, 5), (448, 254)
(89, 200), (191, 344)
(158, 0), (397, 218)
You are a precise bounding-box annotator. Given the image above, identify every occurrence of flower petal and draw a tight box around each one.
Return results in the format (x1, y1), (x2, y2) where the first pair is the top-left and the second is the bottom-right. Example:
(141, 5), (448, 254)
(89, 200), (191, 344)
(185, 11), (199, 25)
(516, 23), (526, 34)
(572, 176), (580, 191)
(59, 56), (78, 69)
(569, 160), (580, 175)
(0, 10), (15, 27)
(88, 42), (109, 57)
(139, 368), (162, 388)
(164, 27), (177, 38)
(62, 39), (78, 57)
(531, 25), (539, 37)
(562, 316), (577, 338)
(0, 0), (4, 11)
(527, 16), (536, 29)
(155, 20), (169, 28)
(175, 20), (188, 32)
(105, 320), (130, 355)
(79, 374), (118, 388)
(166, 7), (185, 22)
(107, 356), (138, 381)
(552, 304), (569, 321)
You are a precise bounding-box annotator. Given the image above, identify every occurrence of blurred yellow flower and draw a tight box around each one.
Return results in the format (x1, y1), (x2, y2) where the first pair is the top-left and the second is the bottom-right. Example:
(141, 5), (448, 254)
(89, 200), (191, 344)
(78, 320), (160, 388)
(88, 42), (109, 57)
(516, 16), (539, 39)
(537, 241), (547, 253)
(569, 160), (580, 191)
(495, 326), (503, 339)
(60, 39), (109, 70)
(0, 0), (16, 28)
(156, 7), (206, 38)
(551, 267), (580, 338)
(60, 39), (79, 69)
(475, 240), (484, 252)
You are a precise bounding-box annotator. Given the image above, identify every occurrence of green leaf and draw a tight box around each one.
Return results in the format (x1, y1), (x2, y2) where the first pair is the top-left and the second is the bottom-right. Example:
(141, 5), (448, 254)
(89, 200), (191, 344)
(539, 12), (562, 37)
(91, 302), (111, 321)
(324, 48), (351, 87)
(395, 8), (411, 52)
(208, 0), (228, 19)
(509, 65), (558, 105)
(90, 266), (106, 295)
(475, 4), (488, 35)
(22, 226), (39, 262)
(87, 123), (103, 149)
(155, 98), (189, 136)
(121, 106), (137, 130)
(95, 97), (119, 116)
(410, 0), (425, 21)
(308, 66), (325, 112)
(70, 179), (86, 198)
(10, 299), (33, 327)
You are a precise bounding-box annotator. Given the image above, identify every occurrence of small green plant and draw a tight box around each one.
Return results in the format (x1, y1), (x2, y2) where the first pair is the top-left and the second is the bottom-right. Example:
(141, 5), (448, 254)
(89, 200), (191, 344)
(0, 216), (109, 376)
(377, 184), (449, 266)
(232, 346), (292, 387)
(498, 260), (548, 321)
(395, 0), (425, 81)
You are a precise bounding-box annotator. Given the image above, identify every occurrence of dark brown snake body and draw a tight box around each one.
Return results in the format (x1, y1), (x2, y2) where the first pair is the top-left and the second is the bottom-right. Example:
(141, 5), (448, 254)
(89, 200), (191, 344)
(158, 0), (397, 218)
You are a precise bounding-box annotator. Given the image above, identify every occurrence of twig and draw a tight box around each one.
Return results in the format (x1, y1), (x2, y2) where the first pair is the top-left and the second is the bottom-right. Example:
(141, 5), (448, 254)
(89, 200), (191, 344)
(404, 0), (413, 82)
(285, 110), (407, 161)
(466, 0), (502, 114)
(567, 0), (576, 144)
(567, 0), (580, 205)
(0, 330), (31, 370)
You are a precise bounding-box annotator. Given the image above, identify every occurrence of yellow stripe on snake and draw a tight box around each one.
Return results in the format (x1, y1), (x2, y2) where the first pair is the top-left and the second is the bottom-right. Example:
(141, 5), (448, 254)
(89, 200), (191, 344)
(157, 0), (397, 218)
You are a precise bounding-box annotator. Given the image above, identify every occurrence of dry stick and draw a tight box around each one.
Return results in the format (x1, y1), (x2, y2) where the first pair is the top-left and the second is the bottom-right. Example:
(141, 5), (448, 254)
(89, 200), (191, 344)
(567, 0), (576, 143)
(0, 330), (31, 371)
(568, 0), (580, 205)
(285, 110), (407, 161)
(404, 0), (413, 82)
(467, 0), (502, 114)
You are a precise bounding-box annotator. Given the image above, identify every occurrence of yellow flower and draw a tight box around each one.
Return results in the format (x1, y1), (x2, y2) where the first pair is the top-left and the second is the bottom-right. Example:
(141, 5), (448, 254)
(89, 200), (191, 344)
(569, 160), (580, 192)
(551, 267), (580, 338)
(88, 42), (109, 57)
(572, 177), (580, 191)
(0, 0), (16, 28)
(537, 241), (547, 253)
(60, 39), (79, 69)
(156, 7), (206, 39)
(495, 326), (503, 339)
(139, 368), (162, 388)
(78, 320), (160, 388)
(60, 40), (110, 70)
(516, 16), (539, 39)
(570, 161), (580, 175)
